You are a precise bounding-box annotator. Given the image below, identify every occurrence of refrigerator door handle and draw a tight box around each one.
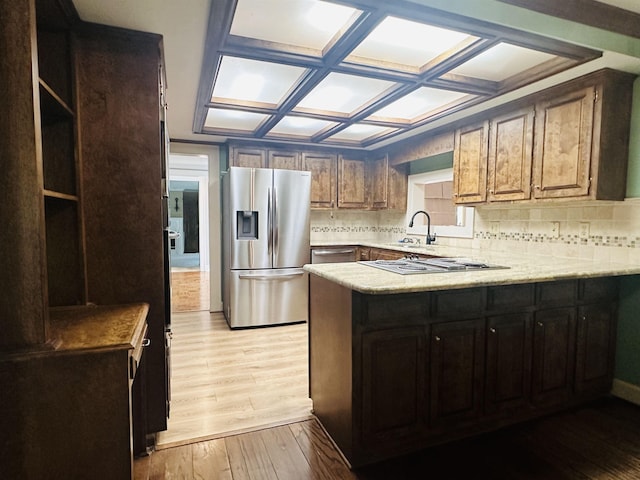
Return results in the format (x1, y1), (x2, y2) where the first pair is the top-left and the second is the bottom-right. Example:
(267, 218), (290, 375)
(273, 187), (279, 261)
(238, 271), (305, 281)
(267, 187), (272, 258)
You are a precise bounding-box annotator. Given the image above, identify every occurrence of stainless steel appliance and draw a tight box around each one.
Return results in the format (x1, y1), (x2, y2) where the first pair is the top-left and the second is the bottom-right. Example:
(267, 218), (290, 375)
(311, 247), (356, 264)
(222, 167), (311, 328)
(360, 257), (508, 275)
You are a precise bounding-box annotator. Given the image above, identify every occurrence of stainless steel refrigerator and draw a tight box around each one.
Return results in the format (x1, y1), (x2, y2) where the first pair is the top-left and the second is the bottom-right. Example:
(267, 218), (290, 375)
(222, 167), (311, 328)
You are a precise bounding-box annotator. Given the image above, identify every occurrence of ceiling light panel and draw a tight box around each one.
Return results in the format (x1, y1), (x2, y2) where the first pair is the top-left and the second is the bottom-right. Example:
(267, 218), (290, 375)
(370, 87), (471, 121)
(268, 116), (337, 137)
(212, 56), (306, 105)
(295, 72), (396, 114)
(448, 43), (558, 82)
(349, 16), (476, 68)
(230, 0), (358, 51)
(328, 124), (395, 141)
(204, 109), (269, 131)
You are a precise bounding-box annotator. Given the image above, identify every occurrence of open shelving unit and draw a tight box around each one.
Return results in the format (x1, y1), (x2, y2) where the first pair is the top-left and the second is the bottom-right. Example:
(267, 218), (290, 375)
(36, 1), (85, 308)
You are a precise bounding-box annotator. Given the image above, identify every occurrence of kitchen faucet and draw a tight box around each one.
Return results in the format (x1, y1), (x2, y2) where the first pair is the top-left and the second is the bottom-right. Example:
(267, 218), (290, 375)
(409, 210), (436, 245)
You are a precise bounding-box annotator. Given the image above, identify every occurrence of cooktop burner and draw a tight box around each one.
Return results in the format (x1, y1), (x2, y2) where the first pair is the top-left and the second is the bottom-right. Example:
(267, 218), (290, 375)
(360, 258), (509, 275)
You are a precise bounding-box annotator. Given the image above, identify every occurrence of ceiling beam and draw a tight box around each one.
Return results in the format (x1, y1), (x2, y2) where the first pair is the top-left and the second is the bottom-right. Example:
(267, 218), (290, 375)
(192, 0), (237, 134)
(497, 0), (640, 39)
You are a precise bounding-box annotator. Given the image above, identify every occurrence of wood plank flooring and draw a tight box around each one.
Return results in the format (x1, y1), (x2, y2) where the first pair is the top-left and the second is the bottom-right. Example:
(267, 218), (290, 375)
(150, 270), (640, 478)
(136, 397), (640, 479)
(171, 269), (209, 313)
(155, 311), (312, 448)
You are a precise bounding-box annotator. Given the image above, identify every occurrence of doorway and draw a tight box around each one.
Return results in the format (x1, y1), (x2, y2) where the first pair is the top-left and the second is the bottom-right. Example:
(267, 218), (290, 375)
(168, 153), (210, 313)
(157, 146), (312, 448)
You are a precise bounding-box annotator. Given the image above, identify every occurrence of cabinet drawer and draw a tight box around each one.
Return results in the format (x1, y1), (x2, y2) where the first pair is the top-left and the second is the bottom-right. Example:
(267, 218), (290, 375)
(487, 284), (535, 311)
(579, 277), (619, 303)
(361, 293), (428, 326)
(431, 288), (485, 318)
(358, 247), (371, 261)
(536, 280), (576, 307)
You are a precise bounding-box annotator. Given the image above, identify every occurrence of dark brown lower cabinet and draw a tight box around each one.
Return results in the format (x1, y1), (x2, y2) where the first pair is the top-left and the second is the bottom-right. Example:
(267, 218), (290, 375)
(575, 302), (617, 394)
(361, 327), (426, 448)
(429, 319), (485, 429)
(485, 313), (533, 415)
(310, 275), (624, 468)
(531, 307), (577, 407)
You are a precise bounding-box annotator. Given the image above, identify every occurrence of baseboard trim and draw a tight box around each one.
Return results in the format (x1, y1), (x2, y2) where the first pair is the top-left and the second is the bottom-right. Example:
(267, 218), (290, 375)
(611, 379), (640, 406)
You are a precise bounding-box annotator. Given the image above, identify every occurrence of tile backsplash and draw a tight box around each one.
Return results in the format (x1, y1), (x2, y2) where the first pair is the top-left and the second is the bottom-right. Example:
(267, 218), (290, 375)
(471, 198), (640, 263)
(310, 198), (640, 264)
(310, 210), (406, 243)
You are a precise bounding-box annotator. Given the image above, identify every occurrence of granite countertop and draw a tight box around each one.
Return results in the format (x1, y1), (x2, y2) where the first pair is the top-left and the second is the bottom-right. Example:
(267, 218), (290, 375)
(49, 303), (149, 353)
(305, 242), (640, 294)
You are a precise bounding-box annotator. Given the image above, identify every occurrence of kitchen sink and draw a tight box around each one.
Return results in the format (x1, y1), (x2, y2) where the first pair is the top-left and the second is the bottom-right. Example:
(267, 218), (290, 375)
(386, 243), (423, 248)
(360, 257), (508, 275)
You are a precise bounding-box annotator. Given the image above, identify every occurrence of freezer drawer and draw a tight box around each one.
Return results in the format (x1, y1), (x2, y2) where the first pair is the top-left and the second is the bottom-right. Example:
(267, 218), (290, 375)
(227, 268), (308, 328)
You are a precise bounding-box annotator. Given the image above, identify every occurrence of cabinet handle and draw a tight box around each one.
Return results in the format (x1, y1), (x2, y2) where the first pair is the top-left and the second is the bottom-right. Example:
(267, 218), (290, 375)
(489, 327), (496, 333)
(582, 316), (587, 321)
(142, 338), (151, 347)
(489, 190), (494, 195)
(534, 185), (541, 190)
(537, 321), (544, 327)
(434, 336), (441, 342)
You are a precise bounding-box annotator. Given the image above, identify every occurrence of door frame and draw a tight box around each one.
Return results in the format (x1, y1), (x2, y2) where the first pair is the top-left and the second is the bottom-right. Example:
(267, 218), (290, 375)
(168, 144), (222, 312)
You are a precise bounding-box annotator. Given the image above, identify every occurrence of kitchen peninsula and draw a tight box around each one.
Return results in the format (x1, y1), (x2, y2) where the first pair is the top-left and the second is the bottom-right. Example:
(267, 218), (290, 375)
(305, 244), (640, 467)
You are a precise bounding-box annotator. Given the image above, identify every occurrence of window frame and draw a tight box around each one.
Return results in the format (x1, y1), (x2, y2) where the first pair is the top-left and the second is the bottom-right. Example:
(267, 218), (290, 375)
(405, 168), (475, 239)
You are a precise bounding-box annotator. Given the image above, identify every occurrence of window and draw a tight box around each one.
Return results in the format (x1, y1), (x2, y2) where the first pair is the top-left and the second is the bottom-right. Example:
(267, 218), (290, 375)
(406, 169), (474, 239)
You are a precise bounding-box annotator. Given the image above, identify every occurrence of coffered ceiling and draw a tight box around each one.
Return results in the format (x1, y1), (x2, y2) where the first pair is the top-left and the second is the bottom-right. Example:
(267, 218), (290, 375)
(194, 0), (601, 149)
(71, 0), (640, 151)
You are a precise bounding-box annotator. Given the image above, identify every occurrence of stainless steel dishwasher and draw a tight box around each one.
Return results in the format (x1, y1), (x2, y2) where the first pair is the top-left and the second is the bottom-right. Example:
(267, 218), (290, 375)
(311, 246), (357, 264)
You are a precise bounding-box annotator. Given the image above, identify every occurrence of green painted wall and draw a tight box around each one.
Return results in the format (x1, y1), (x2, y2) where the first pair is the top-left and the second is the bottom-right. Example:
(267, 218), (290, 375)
(615, 276), (640, 385)
(626, 78), (640, 198)
(409, 152), (453, 175)
(220, 144), (229, 173)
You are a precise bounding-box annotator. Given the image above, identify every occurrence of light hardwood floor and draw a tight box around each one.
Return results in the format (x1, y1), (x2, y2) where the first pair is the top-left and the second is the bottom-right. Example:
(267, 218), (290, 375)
(171, 269), (210, 313)
(155, 310), (312, 448)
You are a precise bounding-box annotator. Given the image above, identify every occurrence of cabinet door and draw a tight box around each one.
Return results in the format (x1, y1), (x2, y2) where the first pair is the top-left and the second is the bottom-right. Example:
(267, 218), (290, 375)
(230, 146), (267, 168)
(268, 149), (301, 170)
(368, 156), (388, 209)
(531, 307), (576, 407)
(532, 87), (595, 199)
(575, 302), (617, 396)
(429, 318), (485, 429)
(453, 121), (488, 204)
(485, 313), (533, 415)
(388, 163), (408, 211)
(302, 152), (336, 209)
(487, 107), (534, 202)
(338, 155), (367, 209)
(361, 327), (426, 447)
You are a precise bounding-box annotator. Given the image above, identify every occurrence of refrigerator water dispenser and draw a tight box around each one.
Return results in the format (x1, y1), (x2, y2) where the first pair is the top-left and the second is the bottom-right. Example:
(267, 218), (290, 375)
(237, 210), (258, 239)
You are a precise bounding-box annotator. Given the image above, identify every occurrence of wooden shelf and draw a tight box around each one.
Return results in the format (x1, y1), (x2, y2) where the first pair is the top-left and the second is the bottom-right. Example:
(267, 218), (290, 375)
(39, 79), (74, 122)
(43, 189), (78, 202)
